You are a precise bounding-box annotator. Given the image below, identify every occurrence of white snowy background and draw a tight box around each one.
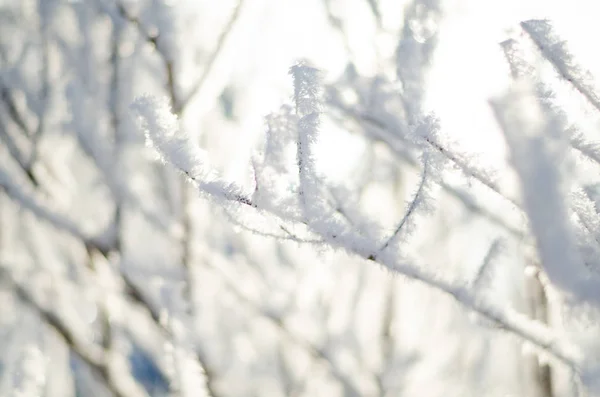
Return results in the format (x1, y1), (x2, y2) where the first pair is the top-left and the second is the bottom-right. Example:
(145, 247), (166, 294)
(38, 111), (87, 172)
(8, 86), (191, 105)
(1, 0), (600, 396)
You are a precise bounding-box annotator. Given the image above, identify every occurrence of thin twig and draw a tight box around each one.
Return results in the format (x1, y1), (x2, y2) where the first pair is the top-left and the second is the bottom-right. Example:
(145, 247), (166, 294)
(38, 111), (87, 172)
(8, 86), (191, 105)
(521, 20), (600, 114)
(372, 162), (428, 259)
(178, 0), (246, 113)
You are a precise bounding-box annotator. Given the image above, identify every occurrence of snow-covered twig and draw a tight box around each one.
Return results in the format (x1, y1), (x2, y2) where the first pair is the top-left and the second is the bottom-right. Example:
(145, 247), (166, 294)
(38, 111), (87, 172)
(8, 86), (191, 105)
(329, 99), (521, 209)
(291, 61), (324, 216)
(491, 83), (592, 303)
(373, 158), (431, 259)
(501, 37), (600, 168)
(470, 238), (504, 290)
(521, 19), (600, 114)
(131, 95), (254, 208)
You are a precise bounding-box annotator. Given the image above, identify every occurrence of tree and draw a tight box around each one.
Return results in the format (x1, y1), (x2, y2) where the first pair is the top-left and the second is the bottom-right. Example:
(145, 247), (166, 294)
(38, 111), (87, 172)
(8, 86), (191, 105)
(1, 0), (600, 396)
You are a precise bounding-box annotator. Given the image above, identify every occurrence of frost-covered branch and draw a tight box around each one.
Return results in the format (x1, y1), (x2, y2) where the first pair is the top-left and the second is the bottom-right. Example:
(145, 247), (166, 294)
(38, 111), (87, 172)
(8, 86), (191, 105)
(5, 2), (600, 395)
(491, 83), (593, 302)
(133, 63), (584, 375)
(470, 238), (504, 290)
(328, 96), (521, 210)
(291, 62), (324, 214)
(131, 95), (254, 208)
(373, 159), (432, 259)
(396, 0), (442, 123)
(521, 19), (600, 114)
(501, 37), (600, 168)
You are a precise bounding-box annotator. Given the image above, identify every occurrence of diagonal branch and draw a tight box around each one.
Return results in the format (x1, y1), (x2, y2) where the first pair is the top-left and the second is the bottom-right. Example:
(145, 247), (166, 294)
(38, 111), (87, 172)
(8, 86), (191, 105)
(135, 95), (584, 377)
(521, 19), (600, 114)
(0, 266), (141, 397)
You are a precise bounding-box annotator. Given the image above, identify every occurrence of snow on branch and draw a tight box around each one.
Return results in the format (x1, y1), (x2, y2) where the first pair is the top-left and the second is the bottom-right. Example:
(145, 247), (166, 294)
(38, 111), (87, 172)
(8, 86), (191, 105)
(126, 62), (586, 378)
(521, 19), (600, 114)
(372, 156), (434, 260)
(501, 37), (600, 168)
(290, 61), (322, 118)
(318, 225), (583, 372)
(490, 83), (591, 302)
(470, 238), (504, 290)
(130, 95), (254, 207)
(290, 61), (326, 215)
